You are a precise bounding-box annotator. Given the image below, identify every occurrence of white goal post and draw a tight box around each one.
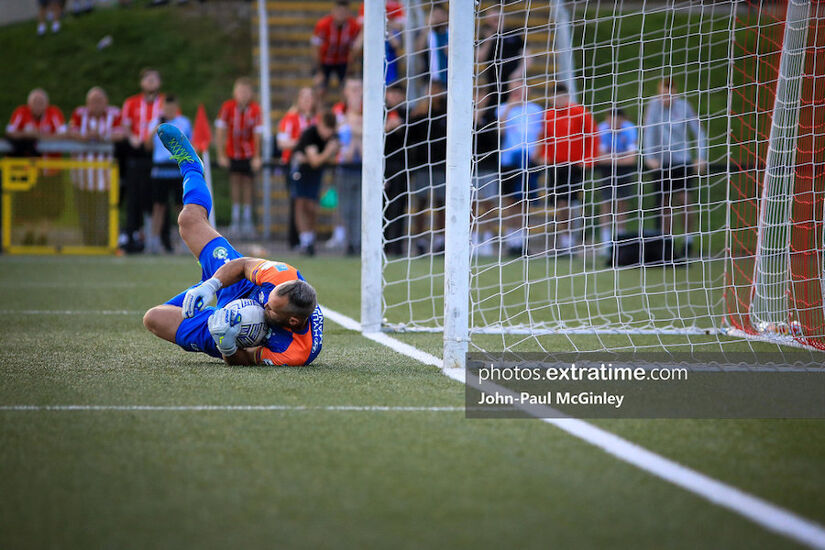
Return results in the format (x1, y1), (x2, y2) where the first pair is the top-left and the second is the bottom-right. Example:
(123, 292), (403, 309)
(361, 0), (825, 368)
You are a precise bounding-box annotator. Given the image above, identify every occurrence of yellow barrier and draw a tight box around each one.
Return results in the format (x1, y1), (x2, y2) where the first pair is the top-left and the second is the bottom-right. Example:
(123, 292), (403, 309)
(1, 157), (119, 255)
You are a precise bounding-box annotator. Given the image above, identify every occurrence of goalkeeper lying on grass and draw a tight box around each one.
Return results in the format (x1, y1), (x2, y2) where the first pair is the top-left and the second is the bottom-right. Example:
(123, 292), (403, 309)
(142, 123), (323, 366)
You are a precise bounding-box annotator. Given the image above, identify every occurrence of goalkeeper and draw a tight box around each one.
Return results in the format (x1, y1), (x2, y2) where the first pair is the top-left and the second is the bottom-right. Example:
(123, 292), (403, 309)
(142, 124), (324, 366)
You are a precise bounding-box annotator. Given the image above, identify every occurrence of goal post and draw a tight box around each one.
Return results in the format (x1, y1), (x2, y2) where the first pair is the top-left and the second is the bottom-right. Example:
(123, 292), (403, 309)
(362, 0), (825, 366)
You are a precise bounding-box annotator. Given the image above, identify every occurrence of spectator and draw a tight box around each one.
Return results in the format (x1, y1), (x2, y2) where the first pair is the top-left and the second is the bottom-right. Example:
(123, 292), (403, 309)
(472, 89), (499, 257)
(407, 80), (447, 255)
(277, 87), (317, 163)
(215, 77), (263, 238)
(121, 68), (165, 253)
(311, 0), (361, 93)
(68, 86), (124, 246)
(356, 1), (405, 85)
(277, 87), (317, 249)
(643, 78), (707, 254)
(596, 108), (638, 251)
(5, 88), (65, 246)
(497, 81), (543, 256)
(476, 9), (528, 105)
(418, 4), (449, 86)
(328, 77), (363, 250)
(6, 88), (65, 156)
(290, 111), (340, 256)
(383, 83), (407, 256)
(337, 108), (363, 256)
(535, 83), (598, 254)
(145, 95), (191, 254)
(37, 0), (62, 35)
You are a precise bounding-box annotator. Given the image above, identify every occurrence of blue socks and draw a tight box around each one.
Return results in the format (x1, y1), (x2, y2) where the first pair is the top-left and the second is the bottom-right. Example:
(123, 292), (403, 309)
(182, 166), (212, 216)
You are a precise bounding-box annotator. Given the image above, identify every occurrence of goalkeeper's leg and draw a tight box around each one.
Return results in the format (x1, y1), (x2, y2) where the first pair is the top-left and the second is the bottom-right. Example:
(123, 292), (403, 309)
(155, 123), (222, 259)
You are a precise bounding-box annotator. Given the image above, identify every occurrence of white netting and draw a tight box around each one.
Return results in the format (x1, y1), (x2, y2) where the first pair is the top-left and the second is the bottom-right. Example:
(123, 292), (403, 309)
(374, 0), (825, 356)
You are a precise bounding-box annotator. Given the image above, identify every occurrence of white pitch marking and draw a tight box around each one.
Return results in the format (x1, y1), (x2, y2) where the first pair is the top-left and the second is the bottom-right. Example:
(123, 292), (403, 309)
(321, 306), (825, 550)
(0, 405), (463, 412)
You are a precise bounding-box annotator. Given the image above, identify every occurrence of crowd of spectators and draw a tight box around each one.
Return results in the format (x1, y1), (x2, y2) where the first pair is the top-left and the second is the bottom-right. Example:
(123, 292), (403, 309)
(4, 0), (708, 260)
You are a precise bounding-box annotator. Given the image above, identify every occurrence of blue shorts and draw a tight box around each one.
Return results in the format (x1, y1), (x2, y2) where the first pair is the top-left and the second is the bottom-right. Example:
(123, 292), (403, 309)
(289, 167), (323, 200)
(165, 236), (259, 358)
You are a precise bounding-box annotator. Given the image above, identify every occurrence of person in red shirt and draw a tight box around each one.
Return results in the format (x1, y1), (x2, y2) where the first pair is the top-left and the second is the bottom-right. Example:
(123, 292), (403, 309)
(215, 77), (263, 238)
(68, 86), (125, 246)
(5, 88), (66, 245)
(120, 68), (165, 253)
(311, 0), (361, 92)
(6, 88), (66, 156)
(535, 83), (598, 254)
(277, 87), (317, 249)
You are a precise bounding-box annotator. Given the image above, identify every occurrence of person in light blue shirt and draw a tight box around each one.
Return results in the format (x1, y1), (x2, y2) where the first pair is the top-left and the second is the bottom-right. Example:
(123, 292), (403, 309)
(146, 95), (191, 254)
(496, 81), (543, 256)
(596, 108), (638, 247)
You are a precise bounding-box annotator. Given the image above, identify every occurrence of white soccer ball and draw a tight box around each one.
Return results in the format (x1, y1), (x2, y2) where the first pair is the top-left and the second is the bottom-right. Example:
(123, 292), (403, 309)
(224, 298), (268, 347)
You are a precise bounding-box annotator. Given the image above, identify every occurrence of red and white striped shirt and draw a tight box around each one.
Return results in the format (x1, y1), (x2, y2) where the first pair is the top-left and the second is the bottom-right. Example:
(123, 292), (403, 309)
(277, 109), (314, 163)
(69, 105), (122, 191)
(121, 93), (164, 142)
(311, 15), (361, 65)
(6, 104), (66, 136)
(215, 99), (263, 160)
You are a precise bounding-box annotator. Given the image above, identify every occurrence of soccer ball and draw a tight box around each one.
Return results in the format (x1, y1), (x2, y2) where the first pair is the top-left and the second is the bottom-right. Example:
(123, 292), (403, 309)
(789, 320), (804, 337)
(224, 298), (268, 347)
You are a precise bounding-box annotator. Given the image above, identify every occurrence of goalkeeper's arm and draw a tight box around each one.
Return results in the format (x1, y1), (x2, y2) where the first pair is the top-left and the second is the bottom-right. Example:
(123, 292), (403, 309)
(182, 258), (266, 317)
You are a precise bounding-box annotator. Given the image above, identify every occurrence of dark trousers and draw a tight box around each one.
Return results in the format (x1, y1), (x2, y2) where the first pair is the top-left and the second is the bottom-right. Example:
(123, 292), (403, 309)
(383, 161), (406, 255)
(123, 145), (153, 241)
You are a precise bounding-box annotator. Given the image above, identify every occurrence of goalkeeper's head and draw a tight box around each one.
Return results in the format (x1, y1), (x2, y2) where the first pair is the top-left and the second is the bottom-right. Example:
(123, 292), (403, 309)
(264, 280), (318, 331)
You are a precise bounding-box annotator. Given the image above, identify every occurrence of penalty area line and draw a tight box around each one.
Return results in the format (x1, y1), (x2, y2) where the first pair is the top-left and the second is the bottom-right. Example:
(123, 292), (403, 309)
(320, 305), (825, 550)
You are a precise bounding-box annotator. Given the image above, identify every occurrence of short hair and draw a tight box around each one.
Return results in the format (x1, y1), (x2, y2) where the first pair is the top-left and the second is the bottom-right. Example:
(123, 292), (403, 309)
(234, 77), (254, 89)
(335, 0), (349, 6)
(387, 83), (405, 94)
(165, 94), (178, 104)
(553, 83), (568, 95)
(319, 111), (337, 129)
(612, 107), (626, 118)
(276, 280), (317, 322)
(140, 67), (160, 80)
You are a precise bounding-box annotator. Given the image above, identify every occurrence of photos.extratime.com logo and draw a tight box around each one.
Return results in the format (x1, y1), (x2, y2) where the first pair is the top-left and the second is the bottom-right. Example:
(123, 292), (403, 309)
(464, 353), (825, 419)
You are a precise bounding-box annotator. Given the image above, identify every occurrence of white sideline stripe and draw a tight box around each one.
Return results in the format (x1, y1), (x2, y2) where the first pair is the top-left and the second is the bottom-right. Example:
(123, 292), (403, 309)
(321, 305), (825, 550)
(0, 405), (462, 412)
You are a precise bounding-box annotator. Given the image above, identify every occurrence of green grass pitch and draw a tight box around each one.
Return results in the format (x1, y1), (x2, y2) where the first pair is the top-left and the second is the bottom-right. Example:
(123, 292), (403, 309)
(1, 253), (824, 549)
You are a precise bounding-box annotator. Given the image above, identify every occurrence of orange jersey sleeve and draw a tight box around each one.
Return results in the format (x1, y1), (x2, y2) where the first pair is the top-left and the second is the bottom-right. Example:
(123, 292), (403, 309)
(251, 260), (301, 287)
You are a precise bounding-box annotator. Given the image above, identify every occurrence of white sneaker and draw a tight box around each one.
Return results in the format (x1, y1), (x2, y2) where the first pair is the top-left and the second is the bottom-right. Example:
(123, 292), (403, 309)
(51, 21), (60, 33)
(324, 236), (345, 249)
(37, 23), (46, 35)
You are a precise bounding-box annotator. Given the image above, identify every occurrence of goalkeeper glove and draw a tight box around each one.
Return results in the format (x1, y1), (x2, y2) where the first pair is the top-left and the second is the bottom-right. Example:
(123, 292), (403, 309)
(208, 307), (242, 357)
(182, 277), (222, 318)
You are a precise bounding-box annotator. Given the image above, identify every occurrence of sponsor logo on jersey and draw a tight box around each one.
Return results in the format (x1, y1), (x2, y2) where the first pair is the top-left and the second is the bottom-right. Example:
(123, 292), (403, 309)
(213, 247), (228, 260)
(310, 306), (324, 354)
(189, 343), (200, 352)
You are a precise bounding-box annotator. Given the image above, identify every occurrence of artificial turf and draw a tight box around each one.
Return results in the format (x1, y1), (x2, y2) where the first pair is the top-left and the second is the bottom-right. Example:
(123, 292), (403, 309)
(1, 253), (823, 549)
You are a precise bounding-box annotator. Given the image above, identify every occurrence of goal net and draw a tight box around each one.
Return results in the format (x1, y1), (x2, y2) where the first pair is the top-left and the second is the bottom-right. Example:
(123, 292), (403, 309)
(361, 0), (825, 366)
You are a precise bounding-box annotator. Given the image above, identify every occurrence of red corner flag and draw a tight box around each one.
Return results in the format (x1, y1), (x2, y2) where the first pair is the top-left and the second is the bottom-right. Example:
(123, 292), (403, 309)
(192, 104), (212, 153)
